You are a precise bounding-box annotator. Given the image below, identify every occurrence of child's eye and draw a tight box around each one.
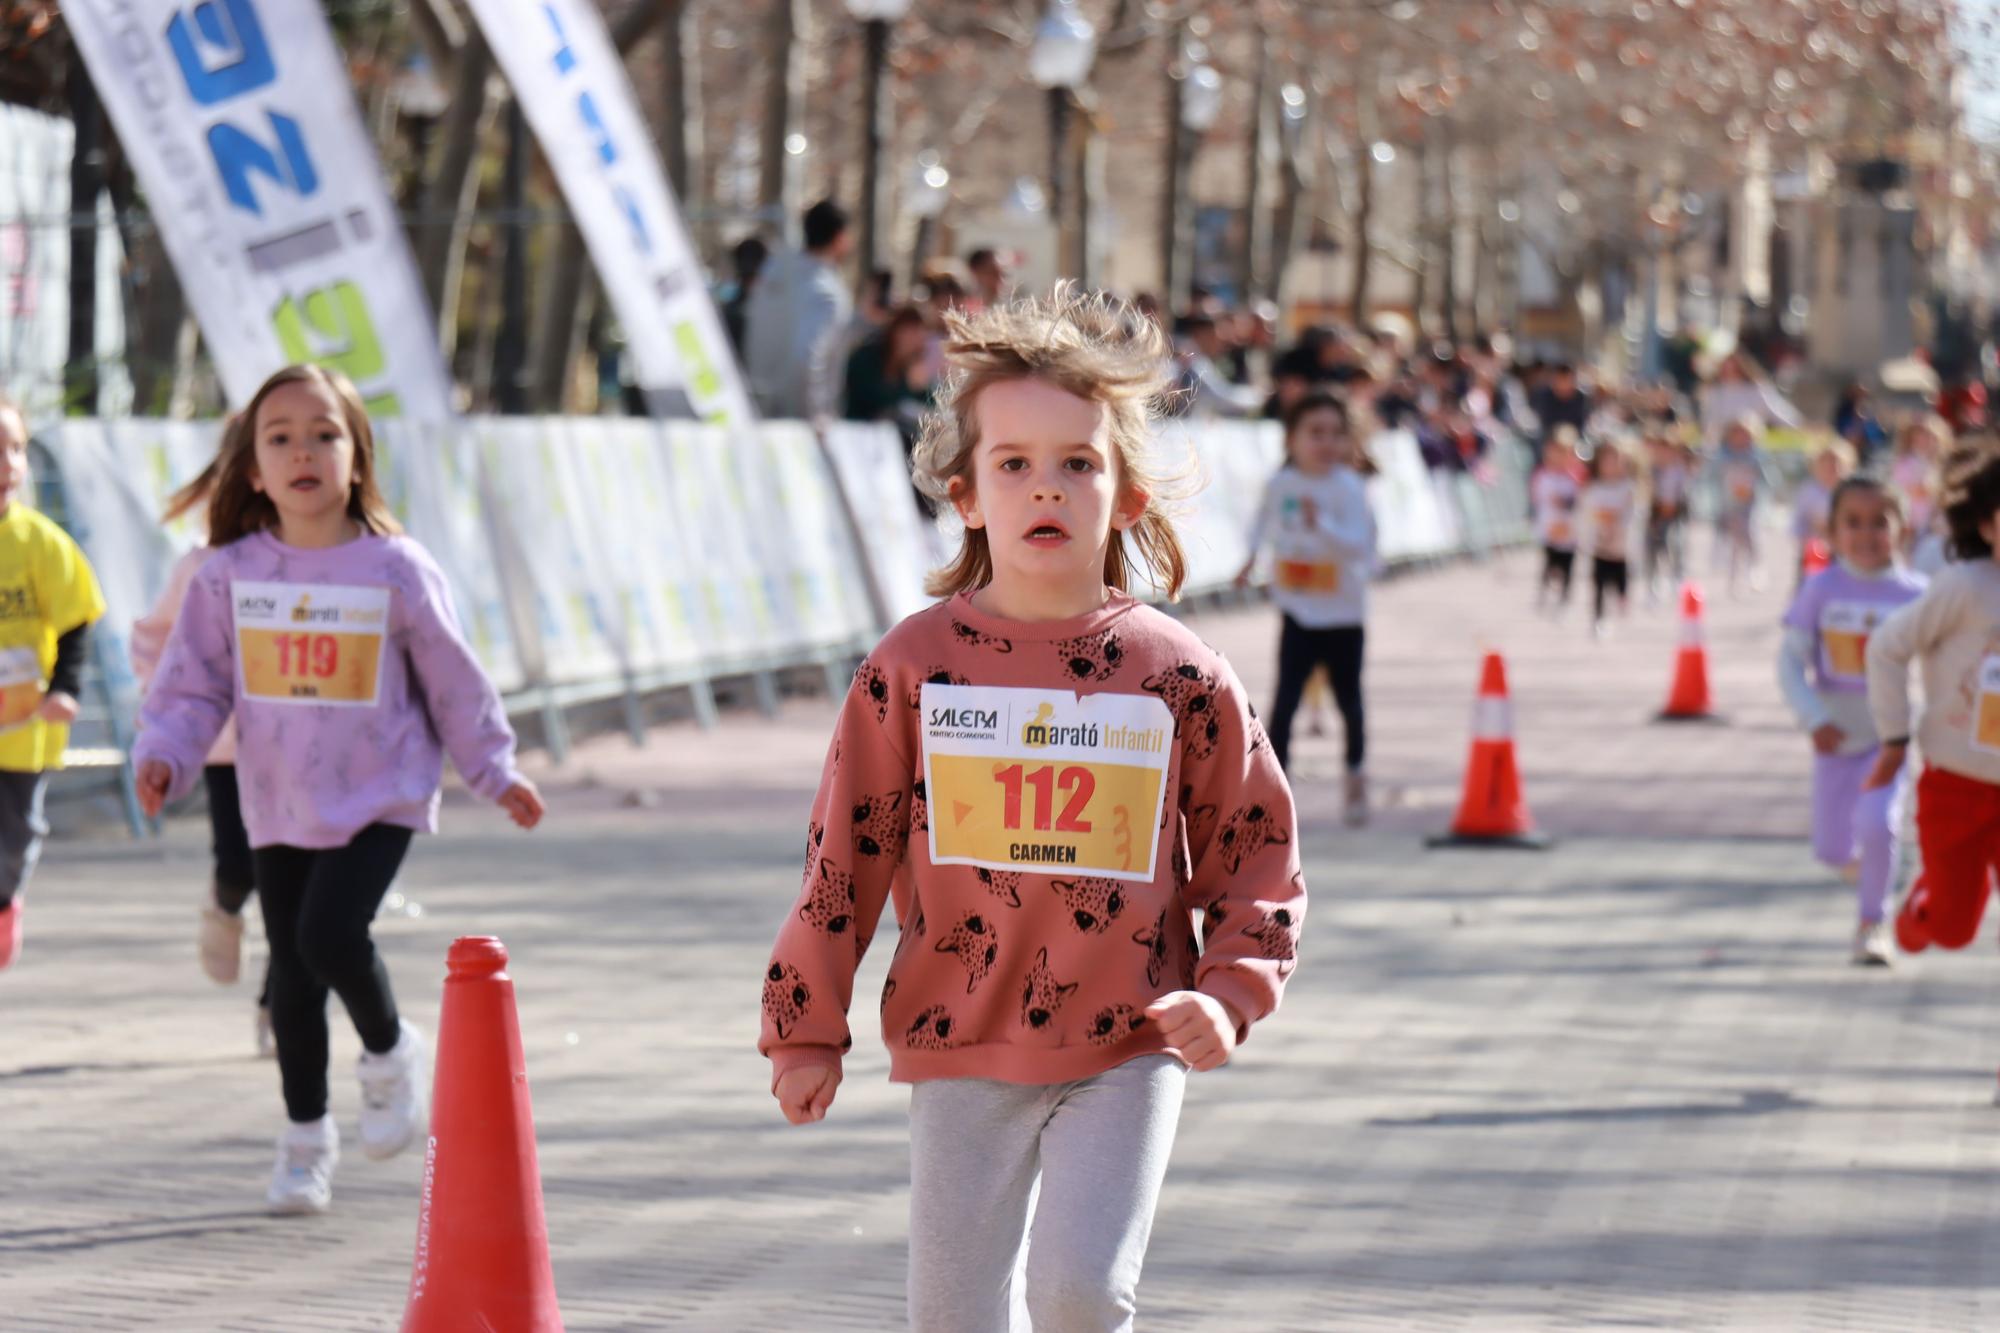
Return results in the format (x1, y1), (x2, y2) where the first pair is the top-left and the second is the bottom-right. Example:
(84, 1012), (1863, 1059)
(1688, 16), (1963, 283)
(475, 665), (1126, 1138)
(999, 458), (1027, 472)
(1064, 458), (1096, 473)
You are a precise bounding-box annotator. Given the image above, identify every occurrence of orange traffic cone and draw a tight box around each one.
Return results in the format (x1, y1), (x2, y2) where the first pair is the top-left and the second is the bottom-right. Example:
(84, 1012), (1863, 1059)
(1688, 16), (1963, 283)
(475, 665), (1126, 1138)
(402, 937), (563, 1332)
(1655, 581), (1724, 723)
(1427, 652), (1551, 849)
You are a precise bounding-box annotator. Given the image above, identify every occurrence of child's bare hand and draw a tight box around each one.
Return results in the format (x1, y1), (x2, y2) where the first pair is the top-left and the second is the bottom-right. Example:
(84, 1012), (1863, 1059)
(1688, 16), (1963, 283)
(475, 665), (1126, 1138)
(1862, 743), (1907, 792)
(136, 759), (172, 819)
(34, 691), (77, 724)
(775, 1065), (841, 1124)
(499, 780), (545, 829)
(1810, 723), (1845, 755)
(1144, 991), (1243, 1073)
(1233, 561), (1254, 589)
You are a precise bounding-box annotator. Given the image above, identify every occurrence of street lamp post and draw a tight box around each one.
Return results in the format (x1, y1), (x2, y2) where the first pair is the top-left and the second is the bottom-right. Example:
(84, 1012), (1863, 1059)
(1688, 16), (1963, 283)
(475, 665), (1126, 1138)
(906, 150), (951, 291)
(1161, 34), (1222, 308)
(845, 0), (912, 287)
(1029, 0), (1096, 284)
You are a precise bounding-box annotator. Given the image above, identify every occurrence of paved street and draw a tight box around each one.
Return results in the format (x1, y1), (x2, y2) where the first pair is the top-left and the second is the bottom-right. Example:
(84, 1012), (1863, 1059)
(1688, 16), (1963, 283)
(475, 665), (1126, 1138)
(5, 545), (2000, 1330)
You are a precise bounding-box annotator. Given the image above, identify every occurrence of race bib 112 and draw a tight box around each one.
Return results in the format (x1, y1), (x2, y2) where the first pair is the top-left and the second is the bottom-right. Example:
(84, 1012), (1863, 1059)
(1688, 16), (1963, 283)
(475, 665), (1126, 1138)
(921, 683), (1173, 883)
(233, 581), (390, 708)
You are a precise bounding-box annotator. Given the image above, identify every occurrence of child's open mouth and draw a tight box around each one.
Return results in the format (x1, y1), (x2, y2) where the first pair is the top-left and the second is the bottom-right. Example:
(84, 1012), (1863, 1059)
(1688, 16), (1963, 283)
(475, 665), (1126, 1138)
(1024, 521), (1070, 547)
(289, 478), (322, 492)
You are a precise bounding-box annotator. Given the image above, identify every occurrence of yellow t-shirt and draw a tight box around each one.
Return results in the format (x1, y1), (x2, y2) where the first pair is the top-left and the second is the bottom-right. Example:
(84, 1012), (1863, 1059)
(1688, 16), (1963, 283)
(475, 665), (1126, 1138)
(0, 504), (106, 772)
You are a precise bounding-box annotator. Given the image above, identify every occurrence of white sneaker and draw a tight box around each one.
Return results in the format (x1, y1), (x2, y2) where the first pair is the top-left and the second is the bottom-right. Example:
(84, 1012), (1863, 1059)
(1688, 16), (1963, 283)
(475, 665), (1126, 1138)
(255, 1003), (275, 1059)
(1852, 920), (1893, 967)
(357, 1021), (429, 1161)
(267, 1115), (338, 1215)
(198, 891), (244, 985)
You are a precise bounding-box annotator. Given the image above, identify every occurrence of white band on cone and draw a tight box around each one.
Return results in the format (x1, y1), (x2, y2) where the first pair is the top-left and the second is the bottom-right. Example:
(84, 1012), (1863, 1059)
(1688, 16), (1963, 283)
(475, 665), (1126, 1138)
(1473, 696), (1514, 740)
(1679, 619), (1705, 647)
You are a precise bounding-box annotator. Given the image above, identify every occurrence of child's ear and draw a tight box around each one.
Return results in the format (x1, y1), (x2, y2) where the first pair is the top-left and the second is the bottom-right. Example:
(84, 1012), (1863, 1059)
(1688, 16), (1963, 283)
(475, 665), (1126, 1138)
(948, 474), (984, 530)
(1111, 485), (1150, 533)
(248, 464), (265, 495)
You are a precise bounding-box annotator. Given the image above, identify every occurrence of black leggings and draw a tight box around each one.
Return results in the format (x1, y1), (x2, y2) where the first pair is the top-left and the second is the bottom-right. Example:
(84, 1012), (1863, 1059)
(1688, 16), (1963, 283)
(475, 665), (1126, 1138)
(204, 765), (271, 1008)
(1268, 618), (1365, 773)
(1592, 556), (1630, 621)
(1541, 546), (1575, 600)
(254, 824), (413, 1122)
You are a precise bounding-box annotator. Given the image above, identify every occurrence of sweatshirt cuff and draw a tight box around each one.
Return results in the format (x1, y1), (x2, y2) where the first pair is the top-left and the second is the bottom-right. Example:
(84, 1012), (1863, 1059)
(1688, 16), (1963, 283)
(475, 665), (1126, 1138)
(768, 1044), (845, 1095)
(1196, 970), (1274, 1046)
(469, 763), (525, 803)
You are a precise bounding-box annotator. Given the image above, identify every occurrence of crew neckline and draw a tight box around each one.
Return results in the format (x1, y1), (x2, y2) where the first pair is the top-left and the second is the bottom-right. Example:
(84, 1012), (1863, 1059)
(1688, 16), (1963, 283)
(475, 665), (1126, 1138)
(248, 528), (383, 559)
(947, 587), (1142, 642)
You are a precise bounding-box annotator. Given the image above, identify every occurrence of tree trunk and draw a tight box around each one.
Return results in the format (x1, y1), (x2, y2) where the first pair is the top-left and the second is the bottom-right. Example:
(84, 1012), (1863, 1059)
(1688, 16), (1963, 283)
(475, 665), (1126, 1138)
(657, 0), (699, 200)
(493, 102), (530, 414)
(1438, 125), (1459, 342)
(1240, 37), (1272, 304)
(1159, 20), (1185, 302)
(66, 54), (102, 415)
(1411, 139), (1432, 340)
(106, 154), (184, 415)
(417, 32), (494, 356)
(1348, 59), (1377, 328)
(759, 0), (804, 242)
(1269, 88), (1311, 310)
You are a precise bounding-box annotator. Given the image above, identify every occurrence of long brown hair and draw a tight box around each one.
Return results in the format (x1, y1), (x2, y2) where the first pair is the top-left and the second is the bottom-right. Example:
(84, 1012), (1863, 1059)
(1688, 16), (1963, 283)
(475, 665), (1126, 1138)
(160, 411), (239, 528)
(205, 364), (402, 547)
(912, 286), (1188, 600)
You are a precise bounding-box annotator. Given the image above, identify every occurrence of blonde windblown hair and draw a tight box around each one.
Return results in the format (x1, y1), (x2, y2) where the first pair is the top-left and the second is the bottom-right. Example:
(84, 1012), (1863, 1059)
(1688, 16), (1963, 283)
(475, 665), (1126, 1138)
(912, 286), (1189, 600)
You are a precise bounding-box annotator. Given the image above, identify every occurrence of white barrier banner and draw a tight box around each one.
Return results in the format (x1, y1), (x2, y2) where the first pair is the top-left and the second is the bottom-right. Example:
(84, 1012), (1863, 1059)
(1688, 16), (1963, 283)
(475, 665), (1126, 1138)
(821, 422), (939, 625)
(663, 422), (789, 663)
(755, 422), (876, 653)
(463, 0), (753, 425)
(62, 0), (453, 419)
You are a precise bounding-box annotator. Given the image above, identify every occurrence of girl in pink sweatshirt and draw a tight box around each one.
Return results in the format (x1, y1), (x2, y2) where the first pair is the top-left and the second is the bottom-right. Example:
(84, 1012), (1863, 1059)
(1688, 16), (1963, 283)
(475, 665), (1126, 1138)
(759, 291), (1307, 1329)
(133, 366), (544, 1216)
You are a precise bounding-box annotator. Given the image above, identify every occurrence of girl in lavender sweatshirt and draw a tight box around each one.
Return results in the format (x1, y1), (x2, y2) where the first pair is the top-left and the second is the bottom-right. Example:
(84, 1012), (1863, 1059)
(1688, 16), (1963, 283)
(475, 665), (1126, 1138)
(134, 365), (544, 1215)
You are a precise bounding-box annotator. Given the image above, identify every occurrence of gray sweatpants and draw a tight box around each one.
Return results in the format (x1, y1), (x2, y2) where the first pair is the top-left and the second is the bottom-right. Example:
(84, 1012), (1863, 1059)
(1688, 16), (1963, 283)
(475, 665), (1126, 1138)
(907, 1055), (1186, 1333)
(0, 770), (48, 908)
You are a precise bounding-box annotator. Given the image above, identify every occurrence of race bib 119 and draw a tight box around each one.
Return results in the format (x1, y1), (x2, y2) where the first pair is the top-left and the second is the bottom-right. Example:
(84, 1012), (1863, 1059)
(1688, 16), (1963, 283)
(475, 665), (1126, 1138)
(233, 581), (390, 708)
(1275, 559), (1340, 594)
(922, 683), (1173, 882)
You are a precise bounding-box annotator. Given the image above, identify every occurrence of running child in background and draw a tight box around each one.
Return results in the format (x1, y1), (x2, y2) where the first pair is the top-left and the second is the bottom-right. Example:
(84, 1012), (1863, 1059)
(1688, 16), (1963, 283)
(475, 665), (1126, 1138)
(1890, 413), (1951, 562)
(1867, 440), (2000, 1061)
(0, 393), (107, 970)
(1238, 390), (1378, 825)
(1714, 416), (1771, 593)
(1643, 430), (1694, 601)
(1533, 426), (1583, 612)
(1792, 438), (1853, 579)
(1581, 436), (1638, 638)
(1778, 477), (1924, 965)
(130, 419), (273, 1055)
(133, 365), (544, 1215)
(760, 291), (1305, 1330)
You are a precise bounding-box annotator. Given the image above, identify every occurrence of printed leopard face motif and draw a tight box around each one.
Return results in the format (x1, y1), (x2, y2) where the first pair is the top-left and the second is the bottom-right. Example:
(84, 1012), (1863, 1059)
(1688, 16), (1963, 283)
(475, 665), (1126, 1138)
(798, 862), (856, 936)
(911, 778), (930, 833)
(1020, 947), (1079, 1031)
(851, 791), (907, 860)
(1246, 906), (1301, 964)
(909, 666), (971, 710)
(976, 866), (1023, 908)
(1201, 896), (1227, 943)
(762, 962), (810, 1039)
(880, 977), (897, 1010)
(1132, 910), (1170, 987)
(1087, 1003), (1148, 1046)
(934, 912), (1001, 992)
(1171, 847), (1190, 895)
(1142, 663), (1222, 759)
(1055, 629), (1127, 683)
(1215, 803), (1291, 873)
(905, 1005), (959, 1050)
(1052, 877), (1129, 934)
(803, 821), (825, 877)
(853, 662), (891, 722)
(951, 620), (1013, 654)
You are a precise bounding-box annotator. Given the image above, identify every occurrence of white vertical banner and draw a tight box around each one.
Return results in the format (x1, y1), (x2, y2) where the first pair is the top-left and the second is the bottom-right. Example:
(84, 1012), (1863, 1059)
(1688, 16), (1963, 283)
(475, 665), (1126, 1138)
(462, 0), (755, 425)
(60, 0), (453, 418)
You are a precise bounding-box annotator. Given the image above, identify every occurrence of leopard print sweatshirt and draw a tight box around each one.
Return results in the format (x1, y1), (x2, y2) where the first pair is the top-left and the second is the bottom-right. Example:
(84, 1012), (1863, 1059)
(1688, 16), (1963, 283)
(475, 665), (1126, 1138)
(760, 589), (1306, 1088)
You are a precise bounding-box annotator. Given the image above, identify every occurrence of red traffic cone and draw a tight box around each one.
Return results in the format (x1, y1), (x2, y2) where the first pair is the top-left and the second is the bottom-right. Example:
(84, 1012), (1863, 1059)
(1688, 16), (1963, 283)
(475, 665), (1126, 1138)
(1427, 652), (1551, 849)
(1655, 581), (1724, 723)
(1801, 539), (1831, 577)
(401, 937), (562, 1332)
